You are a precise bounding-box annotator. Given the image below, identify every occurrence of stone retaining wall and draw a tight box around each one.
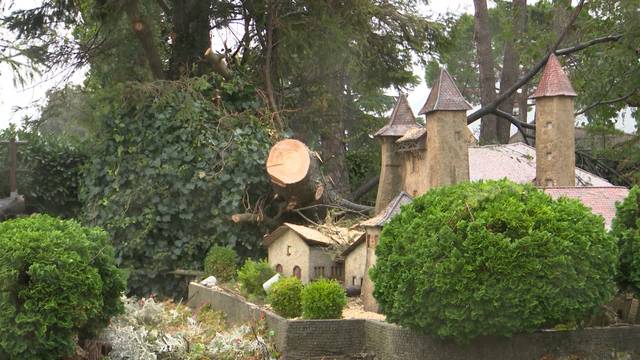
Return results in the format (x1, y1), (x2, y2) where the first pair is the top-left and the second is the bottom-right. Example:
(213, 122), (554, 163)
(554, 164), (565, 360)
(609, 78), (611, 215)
(188, 283), (640, 360)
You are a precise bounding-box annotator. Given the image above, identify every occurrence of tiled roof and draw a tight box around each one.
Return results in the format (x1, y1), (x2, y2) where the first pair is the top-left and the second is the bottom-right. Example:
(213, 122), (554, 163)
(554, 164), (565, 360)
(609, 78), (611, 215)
(360, 192), (413, 228)
(543, 187), (629, 229)
(531, 54), (577, 98)
(469, 143), (612, 187)
(419, 68), (472, 115)
(375, 93), (417, 137)
(263, 223), (363, 248)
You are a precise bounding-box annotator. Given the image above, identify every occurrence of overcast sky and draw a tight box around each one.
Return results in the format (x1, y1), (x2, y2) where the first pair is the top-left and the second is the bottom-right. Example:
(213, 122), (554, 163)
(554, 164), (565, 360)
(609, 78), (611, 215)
(0, 1), (635, 134)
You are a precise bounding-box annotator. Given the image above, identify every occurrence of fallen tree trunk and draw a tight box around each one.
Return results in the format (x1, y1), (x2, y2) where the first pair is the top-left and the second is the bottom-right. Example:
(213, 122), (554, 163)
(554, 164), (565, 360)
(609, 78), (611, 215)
(266, 139), (325, 209)
(232, 139), (373, 225)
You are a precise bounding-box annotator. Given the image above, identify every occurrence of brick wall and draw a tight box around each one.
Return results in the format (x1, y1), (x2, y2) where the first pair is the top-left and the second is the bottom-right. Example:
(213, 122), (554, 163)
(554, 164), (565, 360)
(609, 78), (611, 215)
(189, 283), (640, 360)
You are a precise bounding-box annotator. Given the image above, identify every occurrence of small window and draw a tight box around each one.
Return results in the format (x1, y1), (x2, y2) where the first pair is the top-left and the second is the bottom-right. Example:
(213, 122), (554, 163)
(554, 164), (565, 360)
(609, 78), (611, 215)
(275, 264), (283, 274)
(366, 234), (371, 248)
(287, 245), (292, 256)
(293, 266), (301, 280)
(360, 277), (363, 287)
(313, 266), (326, 279)
(545, 178), (554, 187)
(455, 130), (462, 141)
(546, 152), (552, 161)
(370, 235), (378, 248)
(545, 122), (553, 129)
(352, 276), (357, 286)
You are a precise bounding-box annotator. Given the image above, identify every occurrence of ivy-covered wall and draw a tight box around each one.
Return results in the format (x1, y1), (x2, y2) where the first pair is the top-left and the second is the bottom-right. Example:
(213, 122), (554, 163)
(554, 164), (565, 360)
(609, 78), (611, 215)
(81, 76), (275, 296)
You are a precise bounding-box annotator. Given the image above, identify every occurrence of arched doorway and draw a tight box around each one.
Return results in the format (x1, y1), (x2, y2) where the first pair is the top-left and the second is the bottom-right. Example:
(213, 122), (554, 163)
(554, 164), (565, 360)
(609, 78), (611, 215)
(293, 266), (301, 280)
(275, 264), (283, 274)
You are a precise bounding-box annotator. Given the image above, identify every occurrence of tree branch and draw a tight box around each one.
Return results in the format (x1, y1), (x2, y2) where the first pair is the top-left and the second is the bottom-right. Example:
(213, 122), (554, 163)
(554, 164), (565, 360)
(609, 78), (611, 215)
(575, 89), (638, 116)
(349, 175), (379, 201)
(468, 0), (586, 125)
(490, 108), (534, 146)
(124, 0), (164, 80)
(556, 34), (623, 56)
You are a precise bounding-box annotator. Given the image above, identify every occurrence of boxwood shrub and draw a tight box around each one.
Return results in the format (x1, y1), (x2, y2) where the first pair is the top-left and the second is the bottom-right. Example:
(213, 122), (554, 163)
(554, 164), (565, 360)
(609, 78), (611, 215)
(301, 279), (347, 319)
(370, 180), (617, 342)
(612, 186), (640, 294)
(204, 245), (238, 282)
(268, 277), (303, 318)
(0, 215), (126, 359)
(237, 259), (276, 297)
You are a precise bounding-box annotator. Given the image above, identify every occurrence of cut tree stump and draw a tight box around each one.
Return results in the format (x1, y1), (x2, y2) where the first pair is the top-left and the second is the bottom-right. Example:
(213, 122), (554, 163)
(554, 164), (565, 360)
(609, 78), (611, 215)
(266, 139), (325, 209)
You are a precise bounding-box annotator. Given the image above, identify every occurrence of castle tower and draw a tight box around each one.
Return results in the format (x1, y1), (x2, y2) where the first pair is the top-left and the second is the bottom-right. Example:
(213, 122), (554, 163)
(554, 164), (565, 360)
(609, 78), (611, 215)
(531, 54), (577, 187)
(419, 69), (471, 189)
(374, 94), (416, 213)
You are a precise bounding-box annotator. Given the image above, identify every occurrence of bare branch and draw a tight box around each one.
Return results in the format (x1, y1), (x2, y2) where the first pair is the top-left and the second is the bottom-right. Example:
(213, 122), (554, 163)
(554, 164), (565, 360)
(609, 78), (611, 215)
(556, 34), (623, 56)
(349, 175), (380, 201)
(468, 0), (586, 125)
(575, 89), (638, 116)
(490, 108), (534, 146)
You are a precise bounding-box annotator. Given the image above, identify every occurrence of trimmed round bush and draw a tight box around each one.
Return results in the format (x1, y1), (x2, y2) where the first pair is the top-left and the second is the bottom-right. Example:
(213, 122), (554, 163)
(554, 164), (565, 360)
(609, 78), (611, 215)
(204, 245), (238, 282)
(0, 215), (126, 359)
(612, 186), (640, 293)
(370, 180), (617, 342)
(268, 277), (303, 318)
(237, 259), (276, 297)
(301, 279), (347, 319)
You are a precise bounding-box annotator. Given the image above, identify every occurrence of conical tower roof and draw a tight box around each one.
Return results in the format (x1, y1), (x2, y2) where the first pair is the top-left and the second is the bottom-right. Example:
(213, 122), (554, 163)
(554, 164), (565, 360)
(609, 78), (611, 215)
(375, 93), (417, 137)
(531, 54), (577, 98)
(419, 68), (472, 115)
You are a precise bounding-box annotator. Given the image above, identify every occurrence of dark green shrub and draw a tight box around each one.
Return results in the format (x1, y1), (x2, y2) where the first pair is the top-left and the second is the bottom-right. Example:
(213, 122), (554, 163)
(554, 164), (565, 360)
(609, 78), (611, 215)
(0, 215), (126, 359)
(612, 186), (640, 293)
(80, 76), (274, 296)
(0, 128), (88, 218)
(301, 279), (347, 319)
(204, 245), (238, 282)
(371, 180), (617, 342)
(237, 259), (276, 297)
(268, 277), (303, 318)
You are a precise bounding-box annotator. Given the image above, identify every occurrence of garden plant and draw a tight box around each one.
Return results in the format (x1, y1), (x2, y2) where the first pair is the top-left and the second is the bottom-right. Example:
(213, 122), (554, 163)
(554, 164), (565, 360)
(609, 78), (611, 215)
(301, 279), (347, 319)
(0, 215), (126, 359)
(268, 277), (304, 318)
(371, 180), (618, 342)
(611, 185), (640, 294)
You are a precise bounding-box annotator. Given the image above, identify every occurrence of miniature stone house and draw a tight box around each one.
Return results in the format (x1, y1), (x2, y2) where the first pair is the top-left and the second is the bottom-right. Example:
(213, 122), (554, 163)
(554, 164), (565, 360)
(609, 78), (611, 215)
(360, 192), (412, 312)
(263, 222), (364, 285)
(341, 235), (367, 289)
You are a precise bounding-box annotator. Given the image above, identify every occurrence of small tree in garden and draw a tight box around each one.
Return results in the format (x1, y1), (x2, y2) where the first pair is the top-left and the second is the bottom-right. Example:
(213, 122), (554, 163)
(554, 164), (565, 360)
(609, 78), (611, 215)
(204, 245), (238, 283)
(371, 180), (618, 342)
(0, 215), (126, 360)
(268, 277), (303, 318)
(301, 279), (347, 319)
(237, 259), (276, 297)
(611, 186), (640, 294)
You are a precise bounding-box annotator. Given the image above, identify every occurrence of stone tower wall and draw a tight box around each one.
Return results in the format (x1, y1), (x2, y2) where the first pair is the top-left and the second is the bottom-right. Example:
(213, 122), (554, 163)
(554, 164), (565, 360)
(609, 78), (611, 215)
(425, 111), (470, 189)
(535, 96), (576, 187)
(375, 137), (404, 213)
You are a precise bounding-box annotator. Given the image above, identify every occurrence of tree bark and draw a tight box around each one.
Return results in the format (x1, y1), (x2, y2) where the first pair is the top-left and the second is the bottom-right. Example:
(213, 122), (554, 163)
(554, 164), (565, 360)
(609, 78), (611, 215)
(123, 0), (164, 80)
(321, 69), (350, 195)
(168, 0), (211, 79)
(473, 0), (499, 144)
(264, 0), (284, 131)
(496, 0), (527, 144)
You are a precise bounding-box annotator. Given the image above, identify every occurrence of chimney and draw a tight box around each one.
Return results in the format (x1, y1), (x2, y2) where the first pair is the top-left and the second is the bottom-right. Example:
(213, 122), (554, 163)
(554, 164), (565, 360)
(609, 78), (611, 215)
(419, 68), (471, 189)
(531, 54), (577, 187)
(373, 93), (416, 213)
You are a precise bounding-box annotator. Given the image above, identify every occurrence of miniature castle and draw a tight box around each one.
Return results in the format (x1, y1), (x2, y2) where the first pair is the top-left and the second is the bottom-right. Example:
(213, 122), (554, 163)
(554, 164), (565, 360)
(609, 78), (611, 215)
(361, 54), (629, 312)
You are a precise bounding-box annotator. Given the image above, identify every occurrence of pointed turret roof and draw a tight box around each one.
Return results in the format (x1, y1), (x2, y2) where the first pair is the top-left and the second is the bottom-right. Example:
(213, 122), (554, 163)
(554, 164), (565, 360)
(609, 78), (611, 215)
(375, 93), (417, 137)
(530, 54), (577, 98)
(419, 68), (472, 115)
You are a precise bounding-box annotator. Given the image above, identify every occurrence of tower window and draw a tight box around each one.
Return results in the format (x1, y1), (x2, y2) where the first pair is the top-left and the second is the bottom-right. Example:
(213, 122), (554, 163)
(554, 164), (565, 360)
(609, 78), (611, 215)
(287, 245), (292, 256)
(545, 178), (554, 187)
(545, 122), (553, 129)
(546, 152), (552, 161)
(455, 130), (462, 141)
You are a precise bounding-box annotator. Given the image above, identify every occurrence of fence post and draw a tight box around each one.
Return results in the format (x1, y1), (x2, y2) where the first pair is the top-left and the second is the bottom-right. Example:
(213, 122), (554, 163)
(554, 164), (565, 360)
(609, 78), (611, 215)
(9, 138), (17, 199)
